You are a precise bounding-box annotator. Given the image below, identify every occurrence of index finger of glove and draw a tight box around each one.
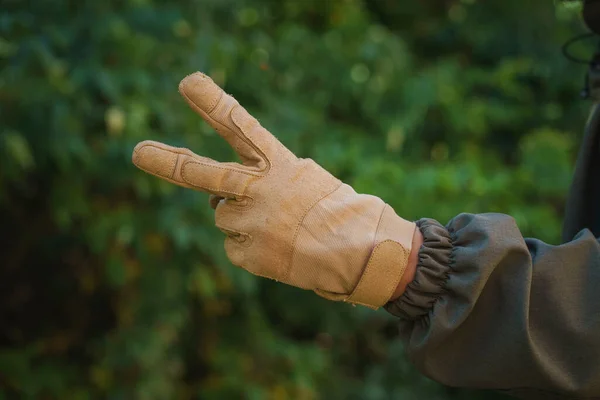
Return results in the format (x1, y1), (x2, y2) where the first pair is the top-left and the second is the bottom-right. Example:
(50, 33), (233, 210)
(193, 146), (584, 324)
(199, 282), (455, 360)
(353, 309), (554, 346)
(132, 140), (255, 198)
(179, 72), (294, 170)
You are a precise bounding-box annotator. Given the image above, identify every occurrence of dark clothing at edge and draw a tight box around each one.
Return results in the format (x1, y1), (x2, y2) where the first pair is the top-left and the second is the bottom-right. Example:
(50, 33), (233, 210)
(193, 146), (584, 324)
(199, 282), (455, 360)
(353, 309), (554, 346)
(385, 105), (600, 399)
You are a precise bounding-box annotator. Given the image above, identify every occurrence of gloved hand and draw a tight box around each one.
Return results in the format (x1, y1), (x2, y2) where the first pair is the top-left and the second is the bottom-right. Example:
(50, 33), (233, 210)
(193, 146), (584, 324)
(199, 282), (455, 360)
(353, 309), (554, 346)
(132, 72), (416, 309)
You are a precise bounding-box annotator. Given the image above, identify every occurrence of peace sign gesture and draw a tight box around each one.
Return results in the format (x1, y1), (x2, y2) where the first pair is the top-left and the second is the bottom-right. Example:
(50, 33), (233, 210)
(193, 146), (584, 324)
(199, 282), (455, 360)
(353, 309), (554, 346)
(133, 72), (416, 309)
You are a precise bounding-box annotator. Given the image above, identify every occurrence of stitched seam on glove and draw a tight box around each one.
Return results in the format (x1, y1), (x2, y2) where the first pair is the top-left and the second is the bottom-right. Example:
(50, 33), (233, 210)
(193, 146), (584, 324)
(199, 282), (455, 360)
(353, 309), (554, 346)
(283, 179), (344, 283)
(345, 241), (409, 309)
(180, 88), (273, 174)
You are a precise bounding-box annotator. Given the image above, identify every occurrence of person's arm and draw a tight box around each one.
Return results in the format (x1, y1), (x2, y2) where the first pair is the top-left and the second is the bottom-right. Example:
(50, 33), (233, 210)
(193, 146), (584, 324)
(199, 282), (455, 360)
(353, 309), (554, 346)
(132, 72), (600, 399)
(385, 213), (600, 399)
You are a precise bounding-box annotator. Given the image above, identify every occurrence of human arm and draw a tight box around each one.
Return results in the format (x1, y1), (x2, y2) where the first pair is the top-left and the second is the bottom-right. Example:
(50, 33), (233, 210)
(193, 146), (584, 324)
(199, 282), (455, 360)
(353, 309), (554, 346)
(132, 72), (600, 398)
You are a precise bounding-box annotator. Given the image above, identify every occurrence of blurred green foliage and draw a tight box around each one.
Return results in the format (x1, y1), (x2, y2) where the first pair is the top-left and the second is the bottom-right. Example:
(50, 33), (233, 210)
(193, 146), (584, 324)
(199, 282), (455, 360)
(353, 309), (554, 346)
(0, 0), (592, 398)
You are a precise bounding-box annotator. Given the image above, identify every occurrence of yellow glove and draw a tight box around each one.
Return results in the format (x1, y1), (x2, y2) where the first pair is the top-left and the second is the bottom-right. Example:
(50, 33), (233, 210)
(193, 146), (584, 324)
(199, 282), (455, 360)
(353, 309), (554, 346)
(132, 72), (416, 309)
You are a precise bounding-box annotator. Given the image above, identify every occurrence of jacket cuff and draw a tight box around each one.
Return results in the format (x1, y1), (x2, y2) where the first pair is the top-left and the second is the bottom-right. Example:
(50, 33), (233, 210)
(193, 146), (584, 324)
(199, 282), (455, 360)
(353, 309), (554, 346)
(384, 218), (453, 319)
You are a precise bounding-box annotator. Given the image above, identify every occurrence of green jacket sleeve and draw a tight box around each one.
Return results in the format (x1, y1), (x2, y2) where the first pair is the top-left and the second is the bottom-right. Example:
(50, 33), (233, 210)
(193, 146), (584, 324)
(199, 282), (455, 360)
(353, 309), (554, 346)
(385, 214), (600, 399)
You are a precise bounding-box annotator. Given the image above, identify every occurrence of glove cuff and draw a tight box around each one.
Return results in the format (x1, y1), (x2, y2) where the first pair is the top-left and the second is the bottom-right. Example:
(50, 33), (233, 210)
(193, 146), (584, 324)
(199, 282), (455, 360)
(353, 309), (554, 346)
(345, 205), (416, 309)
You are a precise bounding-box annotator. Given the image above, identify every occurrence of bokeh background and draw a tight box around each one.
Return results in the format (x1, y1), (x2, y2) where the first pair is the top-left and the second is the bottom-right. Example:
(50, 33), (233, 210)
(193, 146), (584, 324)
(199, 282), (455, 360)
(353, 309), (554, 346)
(0, 0), (595, 398)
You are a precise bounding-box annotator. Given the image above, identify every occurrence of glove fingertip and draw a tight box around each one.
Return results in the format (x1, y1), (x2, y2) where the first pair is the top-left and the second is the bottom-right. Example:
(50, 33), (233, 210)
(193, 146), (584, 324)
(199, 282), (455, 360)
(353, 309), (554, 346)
(179, 72), (223, 114)
(132, 140), (178, 179)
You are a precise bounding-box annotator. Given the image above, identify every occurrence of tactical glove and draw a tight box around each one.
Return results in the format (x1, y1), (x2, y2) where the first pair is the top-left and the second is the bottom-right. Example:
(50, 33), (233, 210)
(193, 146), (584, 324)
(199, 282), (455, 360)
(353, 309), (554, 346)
(132, 72), (416, 309)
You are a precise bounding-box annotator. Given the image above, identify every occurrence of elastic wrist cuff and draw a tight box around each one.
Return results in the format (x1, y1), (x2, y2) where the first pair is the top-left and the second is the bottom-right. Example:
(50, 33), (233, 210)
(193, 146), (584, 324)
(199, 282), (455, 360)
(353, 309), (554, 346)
(384, 218), (453, 319)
